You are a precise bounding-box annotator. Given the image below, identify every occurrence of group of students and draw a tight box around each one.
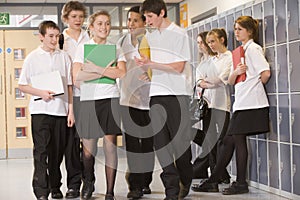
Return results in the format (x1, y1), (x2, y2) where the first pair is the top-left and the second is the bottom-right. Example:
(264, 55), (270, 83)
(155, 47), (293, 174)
(17, 0), (271, 200)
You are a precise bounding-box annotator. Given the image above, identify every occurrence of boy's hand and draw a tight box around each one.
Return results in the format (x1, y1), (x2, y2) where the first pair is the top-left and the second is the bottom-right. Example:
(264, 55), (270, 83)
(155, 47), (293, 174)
(235, 63), (247, 75)
(40, 90), (55, 102)
(135, 54), (150, 66)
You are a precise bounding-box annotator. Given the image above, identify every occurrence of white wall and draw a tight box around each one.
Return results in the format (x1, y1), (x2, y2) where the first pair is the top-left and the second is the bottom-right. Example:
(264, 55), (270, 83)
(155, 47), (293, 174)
(181, 0), (254, 26)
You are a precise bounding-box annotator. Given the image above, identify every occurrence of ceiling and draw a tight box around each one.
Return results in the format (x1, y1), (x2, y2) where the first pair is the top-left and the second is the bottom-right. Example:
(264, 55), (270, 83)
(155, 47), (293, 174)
(1, 0), (183, 3)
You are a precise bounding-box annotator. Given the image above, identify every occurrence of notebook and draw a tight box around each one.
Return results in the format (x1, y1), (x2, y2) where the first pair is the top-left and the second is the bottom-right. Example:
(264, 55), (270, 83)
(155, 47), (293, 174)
(84, 44), (116, 84)
(232, 45), (246, 84)
(31, 70), (64, 101)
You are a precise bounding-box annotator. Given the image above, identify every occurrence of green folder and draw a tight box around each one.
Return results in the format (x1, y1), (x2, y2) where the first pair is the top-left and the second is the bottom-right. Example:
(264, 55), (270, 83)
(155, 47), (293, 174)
(84, 44), (116, 84)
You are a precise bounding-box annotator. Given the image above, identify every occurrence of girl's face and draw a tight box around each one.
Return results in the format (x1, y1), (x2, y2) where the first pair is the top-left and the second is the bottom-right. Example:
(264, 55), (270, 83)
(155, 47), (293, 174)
(90, 15), (111, 40)
(197, 36), (208, 54)
(206, 34), (224, 53)
(66, 10), (85, 31)
(234, 23), (251, 43)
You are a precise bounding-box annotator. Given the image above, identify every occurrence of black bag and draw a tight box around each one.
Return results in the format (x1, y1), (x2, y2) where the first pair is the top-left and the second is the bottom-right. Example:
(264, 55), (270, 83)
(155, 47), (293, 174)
(189, 86), (209, 121)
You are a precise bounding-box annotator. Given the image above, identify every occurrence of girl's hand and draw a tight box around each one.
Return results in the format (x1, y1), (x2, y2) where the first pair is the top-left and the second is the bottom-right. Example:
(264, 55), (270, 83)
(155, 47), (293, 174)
(40, 90), (55, 102)
(235, 63), (247, 75)
(82, 60), (100, 73)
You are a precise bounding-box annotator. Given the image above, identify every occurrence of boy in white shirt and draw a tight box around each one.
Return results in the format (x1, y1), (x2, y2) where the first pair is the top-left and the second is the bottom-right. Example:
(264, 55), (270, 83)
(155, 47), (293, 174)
(18, 20), (74, 200)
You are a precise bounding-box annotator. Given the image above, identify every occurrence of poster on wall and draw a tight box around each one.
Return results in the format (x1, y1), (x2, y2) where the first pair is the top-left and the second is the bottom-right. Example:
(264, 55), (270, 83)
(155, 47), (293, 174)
(180, 3), (188, 28)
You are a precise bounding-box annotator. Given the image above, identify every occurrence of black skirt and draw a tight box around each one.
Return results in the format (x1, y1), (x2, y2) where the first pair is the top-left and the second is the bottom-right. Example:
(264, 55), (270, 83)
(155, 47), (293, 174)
(227, 107), (269, 136)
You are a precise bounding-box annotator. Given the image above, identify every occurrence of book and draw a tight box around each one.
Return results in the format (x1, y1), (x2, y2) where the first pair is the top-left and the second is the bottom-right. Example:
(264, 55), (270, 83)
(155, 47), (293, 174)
(84, 44), (116, 84)
(31, 70), (64, 101)
(232, 45), (246, 84)
(137, 35), (152, 79)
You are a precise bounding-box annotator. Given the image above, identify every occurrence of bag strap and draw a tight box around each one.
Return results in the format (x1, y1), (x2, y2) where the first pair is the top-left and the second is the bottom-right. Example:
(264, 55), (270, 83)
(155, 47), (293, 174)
(193, 79), (205, 99)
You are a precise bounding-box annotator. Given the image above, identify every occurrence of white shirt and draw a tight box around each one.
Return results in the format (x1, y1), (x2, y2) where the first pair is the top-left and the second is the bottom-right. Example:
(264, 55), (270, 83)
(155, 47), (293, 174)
(18, 47), (72, 116)
(232, 39), (270, 111)
(146, 23), (192, 96)
(118, 34), (150, 110)
(197, 51), (231, 112)
(73, 39), (120, 101)
(62, 29), (90, 97)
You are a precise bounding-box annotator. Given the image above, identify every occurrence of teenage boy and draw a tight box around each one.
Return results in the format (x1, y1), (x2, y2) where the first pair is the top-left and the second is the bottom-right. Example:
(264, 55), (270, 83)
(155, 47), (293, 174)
(118, 6), (154, 199)
(18, 20), (74, 200)
(136, 0), (193, 199)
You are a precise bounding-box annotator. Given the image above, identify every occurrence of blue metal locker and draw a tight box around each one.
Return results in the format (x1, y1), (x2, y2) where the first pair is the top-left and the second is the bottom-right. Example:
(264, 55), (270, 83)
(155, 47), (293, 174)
(265, 47), (277, 93)
(249, 139), (258, 182)
(211, 19), (218, 29)
(291, 94), (300, 144)
(243, 7), (252, 16)
(264, 0), (275, 46)
(226, 13), (235, 51)
(198, 25), (204, 33)
(280, 144), (291, 192)
(218, 17), (226, 30)
(258, 140), (268, 185)
(235, 10), (242, 18)
(252, 3), (264, 45)
(269, 142), (279, 189)
(268, 94), (278, 141)
(279, 95), (290, 142)
(293, 145), (300, 195)
(289, 42), (300, 92)
(275, 0), (287, 44)
(277, 44), (288, 93)
(287, 0), (300, 41)
(204, 22), (211, 32)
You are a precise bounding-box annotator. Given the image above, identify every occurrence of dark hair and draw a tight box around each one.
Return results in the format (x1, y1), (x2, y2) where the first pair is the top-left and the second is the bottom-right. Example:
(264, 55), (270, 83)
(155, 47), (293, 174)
(61, 1), (87, 23)
(140, 0), (167, 18)
(235, 16), (259, 43)
(207, 28), (228, 47)
(39, 20), (60, 36)
(128, 6), (146, 22)
(198, 31), (216, 56)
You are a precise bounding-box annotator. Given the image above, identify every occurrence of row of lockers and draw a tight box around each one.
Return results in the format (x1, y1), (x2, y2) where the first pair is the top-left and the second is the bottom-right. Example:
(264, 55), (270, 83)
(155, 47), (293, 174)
(187, 0), (300, 199)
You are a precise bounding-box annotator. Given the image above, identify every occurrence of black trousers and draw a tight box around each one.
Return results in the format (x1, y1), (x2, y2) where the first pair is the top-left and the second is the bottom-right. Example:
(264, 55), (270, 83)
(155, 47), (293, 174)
(64, 126), (82, 190)
(150, 96), (193, 199)
(121, 106), (154, 191)
(31, 114), (67, 198)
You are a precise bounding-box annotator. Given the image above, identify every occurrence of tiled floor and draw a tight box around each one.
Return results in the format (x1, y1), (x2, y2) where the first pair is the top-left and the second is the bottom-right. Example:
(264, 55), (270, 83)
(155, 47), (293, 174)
(0, 156), (290, 200)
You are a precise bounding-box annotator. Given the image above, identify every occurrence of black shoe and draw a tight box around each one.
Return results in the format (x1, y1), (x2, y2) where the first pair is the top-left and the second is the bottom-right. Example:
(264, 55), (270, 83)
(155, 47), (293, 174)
(222, 181), (249, 195)
(66, 188), (80, 198)
(218, 178), (230, 184)
(127, 189), (143, 199)
(105, 194), (115, 200)
(51, 189), (63, 199)
(179, 182), (191, 199)
(191, 180), (219, 192)
(142, 186), (151, 194)
(163, 197), (178, 200)
(81, 180), (95, 199)
(37, 196), (48, 200)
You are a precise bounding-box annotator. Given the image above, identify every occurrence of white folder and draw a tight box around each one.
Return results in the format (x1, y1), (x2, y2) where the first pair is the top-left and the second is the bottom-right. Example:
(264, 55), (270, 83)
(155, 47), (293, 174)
(31, 70), (64, 101)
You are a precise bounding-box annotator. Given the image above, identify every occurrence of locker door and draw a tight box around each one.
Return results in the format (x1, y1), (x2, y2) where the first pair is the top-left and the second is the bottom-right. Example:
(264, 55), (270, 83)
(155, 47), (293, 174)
(211, 19), (218, 29)
(0, 30), (6, 159)
(243, 7), (252, 16)
(253, 3), (264, 45)
(277, 44), (288, 93)
(249, 139), (258, 182)
(280, 144), (291, 192)
(293, 145), (300, 195)
(204, 22), (211, 32)
(289, 42), (300, 92)
(291, 94), (300, 144)
(218, 17), (226, 30)
(198, 25), (204, 34)
(269, 142), (279, 189)
(279, 95), (290, 142)
(265, 47), (277, 93)
(264, 0), (275, 46)
(235, 10), (242, 19)
(258, 140), (268, 185)
(287, 0), (300, 41)
(4, 30), (40, 158)
(268, 94), (278, 141)
(226, 13), (235, 51)
(275, 0), (287, 44)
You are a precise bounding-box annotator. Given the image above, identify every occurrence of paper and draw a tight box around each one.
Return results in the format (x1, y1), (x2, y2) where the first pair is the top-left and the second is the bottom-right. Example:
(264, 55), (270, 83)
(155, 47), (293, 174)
(31, 70), (64, 101)
(232, 45), (246, 84)
(84, 44), (116, 84)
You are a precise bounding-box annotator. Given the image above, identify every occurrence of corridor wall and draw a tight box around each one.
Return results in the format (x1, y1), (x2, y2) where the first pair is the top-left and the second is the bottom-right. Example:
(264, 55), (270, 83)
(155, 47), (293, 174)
(187, 0), (300, 199)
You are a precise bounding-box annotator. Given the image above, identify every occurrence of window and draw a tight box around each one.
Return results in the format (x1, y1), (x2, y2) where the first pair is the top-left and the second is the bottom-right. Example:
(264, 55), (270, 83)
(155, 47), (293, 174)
(16, 127), (27, 138)
(16, 107), (26, 119)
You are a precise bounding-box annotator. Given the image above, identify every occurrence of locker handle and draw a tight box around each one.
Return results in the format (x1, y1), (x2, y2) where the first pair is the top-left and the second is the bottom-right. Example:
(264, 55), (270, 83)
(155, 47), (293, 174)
(289, 62), (293, 76)
(291, 113), (295, 126)
(277, 63), (280, 77)
(9, 74), (12, 95)
(275, 15), (278, 27)
(278, 113), (282, 125)
(287, 11), (291, 24)
(280, 161), (284, 174)
(264, 18), (268, 31)
(292, 164), (296, 176)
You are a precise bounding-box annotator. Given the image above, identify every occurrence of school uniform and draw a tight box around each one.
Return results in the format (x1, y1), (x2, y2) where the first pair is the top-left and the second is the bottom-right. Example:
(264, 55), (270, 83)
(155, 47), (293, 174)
(146, 22), (193, 199)
(118, 33), (154, 192)
(18, 46), (72, 198)
(62, 28), (89, 191)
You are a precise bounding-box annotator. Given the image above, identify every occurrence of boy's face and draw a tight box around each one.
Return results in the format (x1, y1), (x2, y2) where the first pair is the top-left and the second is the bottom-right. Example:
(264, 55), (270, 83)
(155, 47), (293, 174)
(40, 27), (60, 52)
(144, 10), (163, 28)
(127, 11), (146, 35)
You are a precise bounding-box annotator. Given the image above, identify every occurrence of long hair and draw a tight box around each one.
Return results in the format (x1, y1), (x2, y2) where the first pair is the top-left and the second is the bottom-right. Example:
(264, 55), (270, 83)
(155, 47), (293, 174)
(235, 16), (259, 43)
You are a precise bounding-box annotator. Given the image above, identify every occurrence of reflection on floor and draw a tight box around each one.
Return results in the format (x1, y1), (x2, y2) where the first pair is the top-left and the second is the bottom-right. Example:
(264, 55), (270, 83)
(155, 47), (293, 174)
(0, 156), (290, 200)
